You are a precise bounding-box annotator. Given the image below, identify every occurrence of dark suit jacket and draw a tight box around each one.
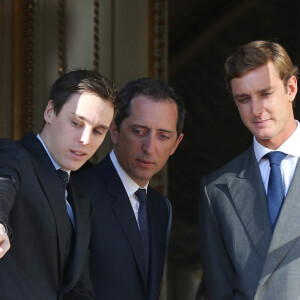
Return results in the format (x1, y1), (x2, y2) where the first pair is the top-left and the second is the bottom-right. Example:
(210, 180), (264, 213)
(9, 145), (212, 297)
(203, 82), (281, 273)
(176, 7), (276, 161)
(0, 133), (94, 300)
(74, 155), (172, 300)
(199, 145), (300, 300)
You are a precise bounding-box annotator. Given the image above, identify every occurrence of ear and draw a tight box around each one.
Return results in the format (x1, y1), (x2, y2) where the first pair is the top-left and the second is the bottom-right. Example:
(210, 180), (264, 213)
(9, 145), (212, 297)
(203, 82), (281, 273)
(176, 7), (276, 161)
(109, 121), (120, 145)
(287, 75), (297, 103)
(44, 100), (55, 123)
(170, 133), (184, 156)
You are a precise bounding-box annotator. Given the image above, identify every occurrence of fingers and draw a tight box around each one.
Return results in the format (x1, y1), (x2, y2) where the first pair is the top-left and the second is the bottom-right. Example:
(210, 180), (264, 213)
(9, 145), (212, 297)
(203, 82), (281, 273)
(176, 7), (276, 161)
(0, 224), (10, 259)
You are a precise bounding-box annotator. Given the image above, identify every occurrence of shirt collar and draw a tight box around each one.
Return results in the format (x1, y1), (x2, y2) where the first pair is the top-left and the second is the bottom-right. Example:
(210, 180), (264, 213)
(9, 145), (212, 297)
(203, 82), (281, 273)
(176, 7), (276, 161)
(109, 150), (149, 198)
(36, 134), (71, 176)
(254, 120), (300, 162)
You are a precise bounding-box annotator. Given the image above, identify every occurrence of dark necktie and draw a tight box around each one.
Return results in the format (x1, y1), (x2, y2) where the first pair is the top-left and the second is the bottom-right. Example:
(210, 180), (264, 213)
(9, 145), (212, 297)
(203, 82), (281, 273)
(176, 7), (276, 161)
(57, 168), (69, 188)
(57, 169), (75, 271)
(135, 188), (150, 277)
(264, 151), (287, 231)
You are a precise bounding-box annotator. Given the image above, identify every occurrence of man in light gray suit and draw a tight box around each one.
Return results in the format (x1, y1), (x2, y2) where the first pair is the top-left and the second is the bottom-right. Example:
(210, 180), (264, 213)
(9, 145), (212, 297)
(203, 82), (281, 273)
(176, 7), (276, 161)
(199, 40), (300, 300)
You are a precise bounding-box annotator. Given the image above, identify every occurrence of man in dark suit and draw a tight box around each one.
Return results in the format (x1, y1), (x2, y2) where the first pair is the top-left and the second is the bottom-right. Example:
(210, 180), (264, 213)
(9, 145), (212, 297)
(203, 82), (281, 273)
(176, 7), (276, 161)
(75, 78), (185, 300)
(199, 40), (300, 299)
(0, 70), (117, 299)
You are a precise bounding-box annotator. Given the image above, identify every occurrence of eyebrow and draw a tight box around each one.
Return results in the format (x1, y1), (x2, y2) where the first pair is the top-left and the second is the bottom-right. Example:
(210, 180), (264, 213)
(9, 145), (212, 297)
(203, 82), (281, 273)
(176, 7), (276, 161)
(233, 86), (273, 99)
(72, 113), (109, 129)
(233, 93), (249, 99)
(258, 87), (273, 93)
(132, 124), (174, 134)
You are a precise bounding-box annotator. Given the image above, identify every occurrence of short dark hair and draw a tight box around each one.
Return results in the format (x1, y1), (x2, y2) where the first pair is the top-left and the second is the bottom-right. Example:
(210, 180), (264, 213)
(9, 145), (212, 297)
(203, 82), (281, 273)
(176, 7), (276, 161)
(50, 70), (118, 115)
(225, 40), (298, 91)
(114, 78), (185, 137)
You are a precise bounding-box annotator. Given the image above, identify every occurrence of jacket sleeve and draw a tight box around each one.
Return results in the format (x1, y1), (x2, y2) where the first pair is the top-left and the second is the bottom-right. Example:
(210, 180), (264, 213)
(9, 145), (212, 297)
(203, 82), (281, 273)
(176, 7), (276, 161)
(0, 140), (22, 234)
(0, 177), (16, 236)
(198, 176), (235, 300)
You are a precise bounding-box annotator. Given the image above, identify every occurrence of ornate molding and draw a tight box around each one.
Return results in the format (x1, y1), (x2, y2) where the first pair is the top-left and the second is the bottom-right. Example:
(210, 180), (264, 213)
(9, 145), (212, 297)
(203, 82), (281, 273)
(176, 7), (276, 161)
(148, 0), (168, 81)
(93, 0), (100, 71)
(12, 0), (26, 140)
(148, 0), (168, 195)
(0, 0), (6, 137)
(25, 0), (35, 132)
(58, 0), (66, 76)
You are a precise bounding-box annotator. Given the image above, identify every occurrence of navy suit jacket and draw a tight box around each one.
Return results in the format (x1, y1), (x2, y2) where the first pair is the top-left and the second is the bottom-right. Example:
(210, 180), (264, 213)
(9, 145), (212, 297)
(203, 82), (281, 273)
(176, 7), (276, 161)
(0, 133), (94, 300)
(75, 155), (172, 300)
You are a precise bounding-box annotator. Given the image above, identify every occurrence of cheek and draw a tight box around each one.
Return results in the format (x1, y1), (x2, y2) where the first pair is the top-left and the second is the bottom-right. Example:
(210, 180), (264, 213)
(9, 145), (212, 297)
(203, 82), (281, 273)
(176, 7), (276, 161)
(237, 106), (251, 121)
(126, 139), (141, 154)
(236, 104), (245, 115)
(158, 147), (172, 162)
(63, 126), (77, 141)
(92, 136), (105, 149)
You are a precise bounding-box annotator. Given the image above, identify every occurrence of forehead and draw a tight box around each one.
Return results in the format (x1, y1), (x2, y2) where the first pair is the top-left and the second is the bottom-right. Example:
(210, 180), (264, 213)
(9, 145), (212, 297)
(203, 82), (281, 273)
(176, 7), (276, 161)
(60, 92), (114, 124)
(126, 95), (178, 129)
(230, 62), (282, 93)
(62, 92), (103, 109)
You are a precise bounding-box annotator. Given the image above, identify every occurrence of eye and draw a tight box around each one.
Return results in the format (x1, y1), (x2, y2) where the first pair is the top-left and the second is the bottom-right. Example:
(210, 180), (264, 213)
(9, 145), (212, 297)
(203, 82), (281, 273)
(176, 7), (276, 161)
(93, 129), (104, 135)
(133, 128), (144, 135)
(160, 134), (170, 140)
(72, 120), (81, 127)
(236, 97), (249, 103)
(262, 92), (272, 97)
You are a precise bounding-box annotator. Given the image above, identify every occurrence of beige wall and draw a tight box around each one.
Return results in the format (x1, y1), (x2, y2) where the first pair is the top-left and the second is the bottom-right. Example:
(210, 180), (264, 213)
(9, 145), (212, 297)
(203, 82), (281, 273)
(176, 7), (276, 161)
(0, 0), (149, 138)
(0, 0), (150, 160)
(0, 1), (168, 298)
(33, 0), (149, 132)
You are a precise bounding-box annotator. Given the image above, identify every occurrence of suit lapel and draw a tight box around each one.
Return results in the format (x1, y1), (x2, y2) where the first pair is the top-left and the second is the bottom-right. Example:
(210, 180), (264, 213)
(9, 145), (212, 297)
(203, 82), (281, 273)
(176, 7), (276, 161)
(147, 188), (169, 300)
(62, 181), (91, 289)
(258, 159), (300, 288)
(102, 157), (148, 287)
(227, 147), (272, 261)
(21, 133), (70, 275)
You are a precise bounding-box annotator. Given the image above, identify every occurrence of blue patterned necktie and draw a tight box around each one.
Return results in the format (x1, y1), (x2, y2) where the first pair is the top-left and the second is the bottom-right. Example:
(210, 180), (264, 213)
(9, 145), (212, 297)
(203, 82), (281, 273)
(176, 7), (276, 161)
(264, 151), (287, 231)
(135, 188), (150, 277)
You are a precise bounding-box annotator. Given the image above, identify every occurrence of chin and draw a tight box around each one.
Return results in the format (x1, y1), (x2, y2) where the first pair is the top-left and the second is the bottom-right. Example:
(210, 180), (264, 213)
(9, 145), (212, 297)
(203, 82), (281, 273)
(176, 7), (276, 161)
(65, 162), (84, 171)
(256, 131), (274, 139)
(71, 164), (84, 171)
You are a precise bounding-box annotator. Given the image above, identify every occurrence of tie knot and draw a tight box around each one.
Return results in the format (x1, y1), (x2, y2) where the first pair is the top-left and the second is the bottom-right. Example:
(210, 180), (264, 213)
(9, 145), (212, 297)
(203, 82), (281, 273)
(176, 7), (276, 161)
(264, 151), (287, 166)
(135, 188), (147, 205)
(57, 169), (69, 187)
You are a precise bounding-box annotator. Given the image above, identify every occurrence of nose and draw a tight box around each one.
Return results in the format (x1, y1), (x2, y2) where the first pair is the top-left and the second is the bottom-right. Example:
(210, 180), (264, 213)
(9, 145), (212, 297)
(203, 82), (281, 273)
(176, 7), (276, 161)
(79, 128), (91, 145)
(251, 98), (264, 116)
(142, 135), (156, 154)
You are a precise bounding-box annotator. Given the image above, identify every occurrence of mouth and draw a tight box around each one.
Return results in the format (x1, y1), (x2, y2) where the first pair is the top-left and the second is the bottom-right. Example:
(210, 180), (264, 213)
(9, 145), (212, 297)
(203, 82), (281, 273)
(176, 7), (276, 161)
(136, 158), (155, 168)
(70, 150), (87, 158)
(253, 119), (270, 125)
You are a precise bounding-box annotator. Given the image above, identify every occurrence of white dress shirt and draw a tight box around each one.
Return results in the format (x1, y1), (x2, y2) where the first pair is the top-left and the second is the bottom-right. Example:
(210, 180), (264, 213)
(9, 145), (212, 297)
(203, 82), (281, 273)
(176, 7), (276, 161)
(110, 150), (148, 228)
(254, 120), (300, 196)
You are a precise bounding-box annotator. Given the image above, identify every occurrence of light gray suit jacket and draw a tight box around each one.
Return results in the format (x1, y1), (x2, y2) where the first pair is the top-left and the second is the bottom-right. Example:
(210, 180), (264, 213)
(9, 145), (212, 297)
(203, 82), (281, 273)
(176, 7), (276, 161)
(199, 145), (300, 300)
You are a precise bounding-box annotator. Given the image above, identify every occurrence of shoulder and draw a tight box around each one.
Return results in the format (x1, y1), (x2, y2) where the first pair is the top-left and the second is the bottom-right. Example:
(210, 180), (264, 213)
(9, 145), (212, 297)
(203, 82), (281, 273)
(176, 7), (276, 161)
(0, 138), (31, 187)
(148, 186), (171, 210)
(0, 138), (29, 164)
(73, 156), (110, 183)
(202, 146), (253, 186)
(72, 156), (117, 201)
(0, 138), (23, 151)
(148, 185), (166, 199)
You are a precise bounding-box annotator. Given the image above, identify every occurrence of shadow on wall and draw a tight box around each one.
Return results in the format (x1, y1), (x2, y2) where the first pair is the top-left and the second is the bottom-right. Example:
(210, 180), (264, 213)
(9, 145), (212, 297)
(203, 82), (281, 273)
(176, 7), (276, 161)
(167, 0), (300, 299)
